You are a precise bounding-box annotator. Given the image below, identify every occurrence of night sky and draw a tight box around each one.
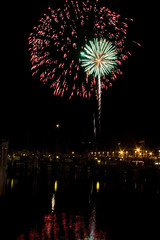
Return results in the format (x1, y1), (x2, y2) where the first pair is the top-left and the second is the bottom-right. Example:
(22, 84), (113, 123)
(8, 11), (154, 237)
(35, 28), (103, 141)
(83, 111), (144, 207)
(1, 0), (159, 151)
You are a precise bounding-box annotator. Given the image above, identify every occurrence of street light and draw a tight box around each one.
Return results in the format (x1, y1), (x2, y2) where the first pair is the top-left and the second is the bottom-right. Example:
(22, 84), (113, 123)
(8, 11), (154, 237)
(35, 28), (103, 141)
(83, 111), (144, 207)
(119, 150), (124, 158)
(55, 123), (60, 153)
(135, 148), (141, 158)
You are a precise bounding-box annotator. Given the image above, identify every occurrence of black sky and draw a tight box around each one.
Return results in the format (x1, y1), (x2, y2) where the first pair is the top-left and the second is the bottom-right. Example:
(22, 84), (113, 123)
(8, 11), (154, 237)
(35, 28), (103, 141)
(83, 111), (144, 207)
(1, 0), (159, 151)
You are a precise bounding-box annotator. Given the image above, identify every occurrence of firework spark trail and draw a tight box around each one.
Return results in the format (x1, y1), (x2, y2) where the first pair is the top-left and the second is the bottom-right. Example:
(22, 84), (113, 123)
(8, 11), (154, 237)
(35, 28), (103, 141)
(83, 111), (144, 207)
(80, 38), (118, 132)
(98, 74), (101, 133)
(28, 0), (132, 100)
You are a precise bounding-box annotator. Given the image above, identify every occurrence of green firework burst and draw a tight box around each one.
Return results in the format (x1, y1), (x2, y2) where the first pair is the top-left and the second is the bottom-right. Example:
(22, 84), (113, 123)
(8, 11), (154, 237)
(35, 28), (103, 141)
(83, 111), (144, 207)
(80, 38), (118, 78)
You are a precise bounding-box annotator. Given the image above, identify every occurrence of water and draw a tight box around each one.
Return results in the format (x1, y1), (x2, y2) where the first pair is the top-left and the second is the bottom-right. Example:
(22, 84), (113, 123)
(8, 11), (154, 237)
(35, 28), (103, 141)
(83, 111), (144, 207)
(0, 165), (160, 240)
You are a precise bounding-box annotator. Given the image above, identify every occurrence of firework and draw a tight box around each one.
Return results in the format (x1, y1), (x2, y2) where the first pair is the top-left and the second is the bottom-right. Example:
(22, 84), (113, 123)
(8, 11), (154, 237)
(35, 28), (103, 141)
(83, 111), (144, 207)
(80, 38), (118, 78)
(80, 38), (118, 129)
(28, 0), (132, 100)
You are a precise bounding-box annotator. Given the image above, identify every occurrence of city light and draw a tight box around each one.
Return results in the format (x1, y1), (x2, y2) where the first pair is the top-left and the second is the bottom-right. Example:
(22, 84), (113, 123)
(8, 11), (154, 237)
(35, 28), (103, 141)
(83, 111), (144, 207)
(97, 160), (101, 165)
(54, 181), (58, 192)
(96, 182), (100, 192)
(155, 162), (160, 165)
(11, 178), (14, 189)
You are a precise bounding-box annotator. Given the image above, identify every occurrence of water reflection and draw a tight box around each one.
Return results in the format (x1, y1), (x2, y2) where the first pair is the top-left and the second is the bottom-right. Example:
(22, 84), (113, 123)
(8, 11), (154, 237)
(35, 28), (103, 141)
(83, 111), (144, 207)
(16, 179), (107, 240)
(17, 212), (106, 239)
(89, 202), (96, 240)
(51, 193), (55, 212)
(16, 212), (107, 240)
(54, 181), (58, 193)
(0, 167), (7, 196)
(2, 165), (159, 240)
(51, 180), (57, 212)
(89, 182), (96, 240)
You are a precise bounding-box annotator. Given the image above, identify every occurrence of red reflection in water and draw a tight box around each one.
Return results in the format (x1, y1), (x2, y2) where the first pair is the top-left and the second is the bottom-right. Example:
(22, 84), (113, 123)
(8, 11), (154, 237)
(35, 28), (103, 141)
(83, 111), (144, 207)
(17, 212), (107, 240)
(17, 234), (25, 240)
